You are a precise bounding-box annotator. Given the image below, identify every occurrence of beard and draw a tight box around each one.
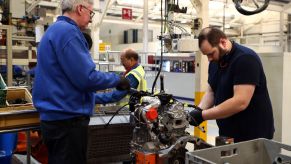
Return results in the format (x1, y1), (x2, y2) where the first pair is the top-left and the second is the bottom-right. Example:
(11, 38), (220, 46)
(218, 46), (229, 68)
(210, 46), (227, 63)
(218, 46), (228, 62)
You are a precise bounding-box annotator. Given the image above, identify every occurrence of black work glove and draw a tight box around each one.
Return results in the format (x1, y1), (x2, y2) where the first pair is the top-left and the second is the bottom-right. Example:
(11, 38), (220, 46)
(116, 76), (130, 91)
(188, 107), (204, 127)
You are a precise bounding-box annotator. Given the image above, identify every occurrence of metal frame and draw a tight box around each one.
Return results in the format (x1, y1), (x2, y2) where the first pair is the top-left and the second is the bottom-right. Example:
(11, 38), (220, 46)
(0, 25), (13, 86)
(0, 110), (39, 164)
(0, 25), (37, 86)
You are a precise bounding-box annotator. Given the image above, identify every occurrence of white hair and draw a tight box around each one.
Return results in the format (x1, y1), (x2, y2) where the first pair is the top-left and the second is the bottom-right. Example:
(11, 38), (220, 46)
(61, 0), (94, 14)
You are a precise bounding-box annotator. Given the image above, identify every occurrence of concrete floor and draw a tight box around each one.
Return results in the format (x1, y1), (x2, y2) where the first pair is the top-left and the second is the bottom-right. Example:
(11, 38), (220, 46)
(12, 154), (41, 164)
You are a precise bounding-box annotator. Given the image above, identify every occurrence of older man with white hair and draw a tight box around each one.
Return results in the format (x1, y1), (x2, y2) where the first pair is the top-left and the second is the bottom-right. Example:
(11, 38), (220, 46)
(32, 0), (130, 163)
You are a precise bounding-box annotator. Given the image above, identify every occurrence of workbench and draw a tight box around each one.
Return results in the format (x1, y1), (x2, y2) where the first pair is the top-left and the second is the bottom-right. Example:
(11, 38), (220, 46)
(0, 108), (39, 164)
(0, 105), (132, 164)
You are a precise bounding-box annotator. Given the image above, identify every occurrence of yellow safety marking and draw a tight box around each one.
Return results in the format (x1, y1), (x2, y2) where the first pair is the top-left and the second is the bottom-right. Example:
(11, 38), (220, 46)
(194, 91), (207, 141)
(194, 92), (204, 105)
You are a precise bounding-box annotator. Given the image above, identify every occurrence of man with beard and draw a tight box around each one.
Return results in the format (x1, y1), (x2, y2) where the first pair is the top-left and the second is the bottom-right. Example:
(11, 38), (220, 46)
(188, 27), (275, 142)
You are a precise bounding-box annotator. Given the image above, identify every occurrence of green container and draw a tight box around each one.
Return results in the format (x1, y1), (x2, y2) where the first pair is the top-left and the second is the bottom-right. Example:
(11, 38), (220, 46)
(0, 74), (7, 108)
(0, 89), (7, 108)
(0, 74), (7, 89)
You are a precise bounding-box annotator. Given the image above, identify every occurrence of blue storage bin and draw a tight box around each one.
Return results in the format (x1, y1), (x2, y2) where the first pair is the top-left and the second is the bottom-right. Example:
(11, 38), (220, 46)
(0, 133), (17, 164)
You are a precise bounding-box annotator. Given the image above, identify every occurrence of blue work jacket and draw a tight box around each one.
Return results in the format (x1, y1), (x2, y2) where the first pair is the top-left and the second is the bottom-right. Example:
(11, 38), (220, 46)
(33, 16), (120, 121)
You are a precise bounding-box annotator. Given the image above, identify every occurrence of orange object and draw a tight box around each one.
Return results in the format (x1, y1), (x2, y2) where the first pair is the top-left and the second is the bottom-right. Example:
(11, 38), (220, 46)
(15, 131), (48, 164)
(15, 131), (39, 152)
(146, 108), (158, 121)
(136, 151), (156, 164)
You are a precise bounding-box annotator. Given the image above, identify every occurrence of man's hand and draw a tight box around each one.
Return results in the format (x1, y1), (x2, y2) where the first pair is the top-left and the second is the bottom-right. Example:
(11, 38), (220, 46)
(116, 77), (130, 91)
(188, 108), (204, 127)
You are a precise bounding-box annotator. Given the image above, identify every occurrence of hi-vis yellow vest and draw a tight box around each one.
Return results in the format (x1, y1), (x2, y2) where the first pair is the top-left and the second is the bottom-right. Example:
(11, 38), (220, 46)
(117, 65), (147, 107)
(125, 65), (147, 92)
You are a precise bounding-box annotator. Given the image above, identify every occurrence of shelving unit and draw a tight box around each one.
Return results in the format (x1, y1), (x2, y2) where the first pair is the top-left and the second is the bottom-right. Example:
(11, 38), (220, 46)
(0, 25), (36, 86)
(149, 52), (196, 73)
(0, 46), (37, 65)
(0, 25), (13, 86)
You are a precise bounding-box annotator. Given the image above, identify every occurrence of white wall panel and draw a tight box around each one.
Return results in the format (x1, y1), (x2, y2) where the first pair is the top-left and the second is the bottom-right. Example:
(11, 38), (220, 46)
(10, 0), (25, 18)
(259, 52), (291, 144)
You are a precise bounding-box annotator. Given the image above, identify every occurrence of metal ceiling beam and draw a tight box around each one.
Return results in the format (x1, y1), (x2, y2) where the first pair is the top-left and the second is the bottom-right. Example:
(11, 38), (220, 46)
(95, 0), (116, 28)
(26, 0), (59, 13)
(283, 2), (291, 11)
(26, 0), (41, 13)
(190, 0), (202, 14)
(103, 16), (161, 27)
(135, 0), (160, 22)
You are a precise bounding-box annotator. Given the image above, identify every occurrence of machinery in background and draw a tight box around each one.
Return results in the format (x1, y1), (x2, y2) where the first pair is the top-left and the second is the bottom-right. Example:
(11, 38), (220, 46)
(162, 0), (270, 54)
(160, 0), (202, 53)
(233, 0), (270, 16)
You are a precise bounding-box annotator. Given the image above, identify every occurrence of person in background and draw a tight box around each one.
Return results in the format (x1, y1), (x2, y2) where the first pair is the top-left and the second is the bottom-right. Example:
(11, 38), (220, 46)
(83, 33), (147, 104)
(189, 27), (274, 142)
(0, 65), (25, 78)
(32, 0), (130, 163)
(82, 32), (92, 50)
(95, 48), (147, 104)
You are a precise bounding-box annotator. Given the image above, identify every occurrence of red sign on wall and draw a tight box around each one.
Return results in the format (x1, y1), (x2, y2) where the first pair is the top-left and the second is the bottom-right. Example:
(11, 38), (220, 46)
(122, 8), (132, 20)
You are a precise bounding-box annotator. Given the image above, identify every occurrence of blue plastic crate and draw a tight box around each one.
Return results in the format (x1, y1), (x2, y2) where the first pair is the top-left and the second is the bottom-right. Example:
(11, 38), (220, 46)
(0, 133), (17, 164)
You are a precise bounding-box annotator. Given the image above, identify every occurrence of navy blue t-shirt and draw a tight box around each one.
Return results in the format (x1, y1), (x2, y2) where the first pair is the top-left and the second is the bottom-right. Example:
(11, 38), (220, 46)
(208, 42), (274, 142)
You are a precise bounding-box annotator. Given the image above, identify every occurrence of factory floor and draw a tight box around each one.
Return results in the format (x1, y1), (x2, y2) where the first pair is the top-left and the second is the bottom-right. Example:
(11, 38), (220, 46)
(11, 154), (41, 164)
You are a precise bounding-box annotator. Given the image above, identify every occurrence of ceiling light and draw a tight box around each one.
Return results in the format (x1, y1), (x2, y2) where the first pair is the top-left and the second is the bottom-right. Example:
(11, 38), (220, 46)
(103, 18), (161, 27)
(180, 20), (187, 23)
(224, 24), (231, 29)
(117, 0), (143, 8)
(209, 1), (224, 9)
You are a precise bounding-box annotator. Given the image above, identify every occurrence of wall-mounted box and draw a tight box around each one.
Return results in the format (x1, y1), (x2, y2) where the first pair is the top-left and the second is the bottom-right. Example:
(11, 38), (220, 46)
(10, 0), (25, 18)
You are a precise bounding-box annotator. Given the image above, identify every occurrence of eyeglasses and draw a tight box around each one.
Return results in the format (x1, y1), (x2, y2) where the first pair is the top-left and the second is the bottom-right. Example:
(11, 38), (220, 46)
(81, 5), (95, 19)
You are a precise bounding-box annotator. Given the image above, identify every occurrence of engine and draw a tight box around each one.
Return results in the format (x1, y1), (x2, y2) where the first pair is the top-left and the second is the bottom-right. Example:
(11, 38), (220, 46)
(129, 91), (196, 163)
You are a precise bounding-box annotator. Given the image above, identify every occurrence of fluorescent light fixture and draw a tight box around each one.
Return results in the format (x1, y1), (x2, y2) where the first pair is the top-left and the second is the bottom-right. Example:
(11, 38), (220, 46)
(151, 16), (161, 20)
(180, 20), (187, 23)
(117, 0), (143, 8)
(103, 18), (161, 27)
(224, 24), (231, 29)
(209, 1), (224, 10)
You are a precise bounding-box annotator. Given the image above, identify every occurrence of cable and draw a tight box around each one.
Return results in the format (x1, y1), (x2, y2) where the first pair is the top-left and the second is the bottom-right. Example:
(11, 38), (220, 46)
(104, 103), (129, 128)
(170, 22), (188, 34)
(151, 0), (164, 94)
(172, 24), (189, 34)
